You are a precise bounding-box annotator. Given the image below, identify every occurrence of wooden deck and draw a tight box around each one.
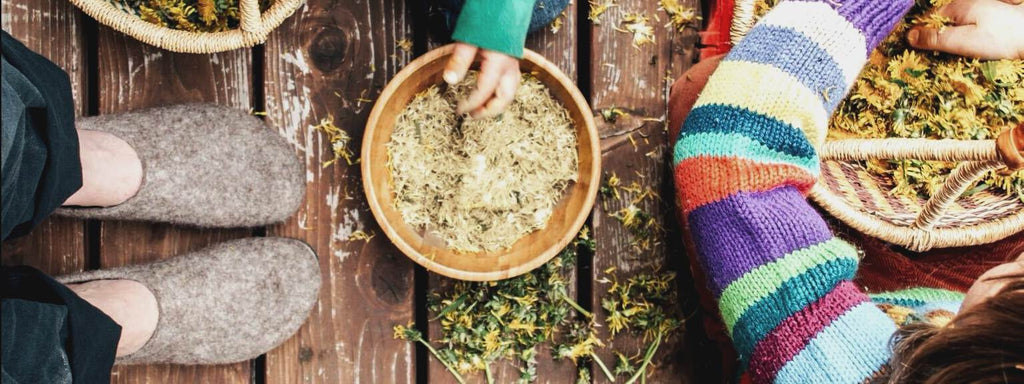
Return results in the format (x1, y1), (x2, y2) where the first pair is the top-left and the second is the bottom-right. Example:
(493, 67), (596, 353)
(1, 0), (722, 382)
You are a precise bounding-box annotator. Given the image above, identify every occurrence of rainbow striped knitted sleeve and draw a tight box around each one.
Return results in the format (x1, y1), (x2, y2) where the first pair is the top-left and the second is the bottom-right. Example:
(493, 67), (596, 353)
(672, 1), (914, 383)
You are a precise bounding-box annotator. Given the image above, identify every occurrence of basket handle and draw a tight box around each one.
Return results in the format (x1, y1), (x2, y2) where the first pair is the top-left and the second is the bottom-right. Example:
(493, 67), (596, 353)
(239, 0), (262, 33)
(996, 123), (1024, 170)
(912, 160), (1004, 230)
(731, 0), (758, 45)
(822, 125), (1023, 232)
(820, 138), (999, 162)
(821, 124), (1023, 165)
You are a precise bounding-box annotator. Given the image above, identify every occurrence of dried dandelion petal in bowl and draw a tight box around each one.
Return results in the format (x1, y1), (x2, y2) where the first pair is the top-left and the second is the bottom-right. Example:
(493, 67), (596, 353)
(387, 71), (579, 253)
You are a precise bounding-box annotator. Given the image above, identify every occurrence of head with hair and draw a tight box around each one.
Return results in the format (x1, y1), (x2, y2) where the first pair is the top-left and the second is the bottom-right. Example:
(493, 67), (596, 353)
(874, 255), (1024, 384)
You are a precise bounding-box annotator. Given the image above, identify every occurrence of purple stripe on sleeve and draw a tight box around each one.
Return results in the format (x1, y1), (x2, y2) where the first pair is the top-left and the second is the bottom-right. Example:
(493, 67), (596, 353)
(789, 0), (913, 52)
(687, 185), (834, 296)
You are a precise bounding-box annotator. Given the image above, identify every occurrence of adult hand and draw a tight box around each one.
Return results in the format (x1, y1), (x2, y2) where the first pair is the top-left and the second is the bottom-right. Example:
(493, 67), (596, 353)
(443, 42), (521, 119)
(907, 0), (1024, 60)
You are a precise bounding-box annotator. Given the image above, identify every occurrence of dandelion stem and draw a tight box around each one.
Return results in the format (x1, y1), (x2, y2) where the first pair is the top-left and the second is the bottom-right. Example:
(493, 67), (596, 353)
(590, 352), (617, 382)
(416, 339), (465, 384)
(624, 330), (662, 384)
(561, 292), (592, 318)
(484, 363), (494, 384)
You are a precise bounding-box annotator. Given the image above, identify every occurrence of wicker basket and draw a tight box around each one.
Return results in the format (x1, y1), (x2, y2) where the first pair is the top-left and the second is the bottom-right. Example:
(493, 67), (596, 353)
(70, 0), (304, 53)
(730, 1), (1024, 252)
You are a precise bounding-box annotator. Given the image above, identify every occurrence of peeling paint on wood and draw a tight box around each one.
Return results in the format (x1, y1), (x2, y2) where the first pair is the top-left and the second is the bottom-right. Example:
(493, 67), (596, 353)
(263, 0), (415, 382)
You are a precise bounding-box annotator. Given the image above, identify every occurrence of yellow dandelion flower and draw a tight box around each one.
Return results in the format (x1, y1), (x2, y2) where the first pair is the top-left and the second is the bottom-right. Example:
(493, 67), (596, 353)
(396, 39), (412, 52)
(914, 13), (953, 30)
(550, 12), (565, 34)
(659, 0), (699, 32)
(138, 5), (165, 26)
(947, 72), (986, 104)
(196, 0), (217, 25)
(483, 329), (502, 354)
(887, 51), (928, 83)
(588, 0), (616, 23)
(617, 13), (656, 49)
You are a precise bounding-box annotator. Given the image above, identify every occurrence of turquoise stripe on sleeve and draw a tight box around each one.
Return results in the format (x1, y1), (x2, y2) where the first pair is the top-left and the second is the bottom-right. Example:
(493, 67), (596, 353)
(676, 104), (819, 163)
(725, 24), (847, 110)
(869, 288), (966, 308)
(673, 132), (819, 174)
(451, 0), (535, 58)
(718, 239), (857, 333)
(730, 257), (859, 355)
(776, 302), (896, 383)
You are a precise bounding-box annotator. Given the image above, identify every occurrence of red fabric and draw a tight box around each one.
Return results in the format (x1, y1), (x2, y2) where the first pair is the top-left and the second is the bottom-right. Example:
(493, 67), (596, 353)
(668, 54), (725, 140)
(850, 228), (1024, 293)
(700, 0), (735, 60)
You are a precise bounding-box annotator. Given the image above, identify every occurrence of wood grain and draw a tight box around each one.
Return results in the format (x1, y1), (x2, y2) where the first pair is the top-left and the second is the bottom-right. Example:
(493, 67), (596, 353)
(0, 0), (87, 276)
(95, 27), (254, 384)
(262, 0), (417, 382)
(523, 6), (585, 382)
(588, 0), (702, 382)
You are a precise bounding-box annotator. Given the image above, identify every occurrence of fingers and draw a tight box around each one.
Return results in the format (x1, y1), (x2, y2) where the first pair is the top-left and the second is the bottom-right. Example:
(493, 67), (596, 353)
(444, 43), (477, 85)
(449, 46), (521, 118)
(910, 0), (1024, 59)
(457, 56), (504, 115)
(908, 24), (1008, 59)
(934, 0), (986, 24)
(473, 70), (520, 118)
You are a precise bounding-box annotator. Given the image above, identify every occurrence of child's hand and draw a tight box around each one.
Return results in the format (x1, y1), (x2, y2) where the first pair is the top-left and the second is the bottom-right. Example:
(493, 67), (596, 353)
(908, 0), (1024, 59)
(443, 42), (521, 119)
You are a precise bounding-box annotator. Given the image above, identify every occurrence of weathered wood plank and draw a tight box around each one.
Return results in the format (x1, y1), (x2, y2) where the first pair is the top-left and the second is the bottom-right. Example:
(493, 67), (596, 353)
(421, 3), (581, 383)
(527, 1), (578, 79)
(1, 0), (86, 113)
(0, 217), (86, 274)
(95, 28), (254, 384)
(524, 12), (581, 384)
(109, 360), (253, 384)
(588, 0), (701, 382)
(0, 0), (87, 276)
(262, 1), (416, 382)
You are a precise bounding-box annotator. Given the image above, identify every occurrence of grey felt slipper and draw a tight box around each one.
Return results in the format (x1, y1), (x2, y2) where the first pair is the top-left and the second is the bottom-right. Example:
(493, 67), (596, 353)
(57, 237), (321, 365)
(56, 103), (304, 227)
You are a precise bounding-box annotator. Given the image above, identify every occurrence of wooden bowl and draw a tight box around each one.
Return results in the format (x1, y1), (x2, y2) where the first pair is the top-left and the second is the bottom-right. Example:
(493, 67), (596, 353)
(362, 44), (600, 281)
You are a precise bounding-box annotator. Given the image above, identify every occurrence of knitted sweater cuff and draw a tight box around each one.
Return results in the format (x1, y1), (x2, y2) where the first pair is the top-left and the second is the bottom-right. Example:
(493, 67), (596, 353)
(451, 0), (536, 58)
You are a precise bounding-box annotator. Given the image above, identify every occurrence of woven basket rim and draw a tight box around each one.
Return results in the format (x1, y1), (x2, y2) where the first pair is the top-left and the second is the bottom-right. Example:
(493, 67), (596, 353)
(820, 159), (1020, 225)
(69, 0), (305, 53)
(811, 185), (1024, 252)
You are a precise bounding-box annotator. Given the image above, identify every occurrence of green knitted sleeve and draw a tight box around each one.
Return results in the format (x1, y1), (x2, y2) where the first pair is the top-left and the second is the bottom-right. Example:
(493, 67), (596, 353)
(451, 0), (536, 58)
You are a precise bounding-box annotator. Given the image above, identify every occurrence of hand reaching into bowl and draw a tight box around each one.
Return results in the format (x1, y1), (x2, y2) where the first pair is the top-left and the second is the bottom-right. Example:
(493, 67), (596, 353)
(443, 42), (521, 119)
(907, 0), (1024, 59)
